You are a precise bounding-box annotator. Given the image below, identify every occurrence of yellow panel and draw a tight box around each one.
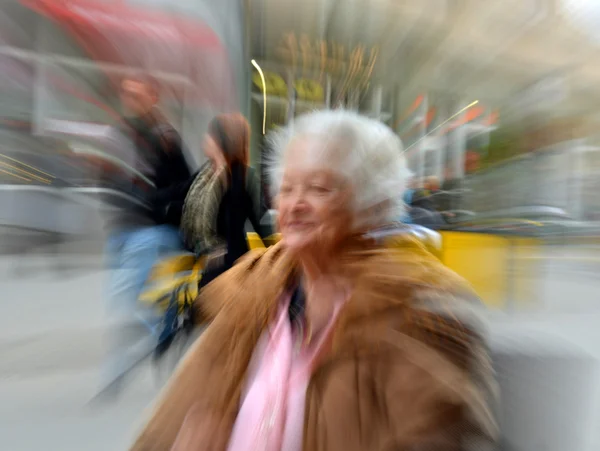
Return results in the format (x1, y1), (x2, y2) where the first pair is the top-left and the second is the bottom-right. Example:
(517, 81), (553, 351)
(440, 232), (509, 309)
(264, 234), (282, 246)
(246, 232), (267, 250)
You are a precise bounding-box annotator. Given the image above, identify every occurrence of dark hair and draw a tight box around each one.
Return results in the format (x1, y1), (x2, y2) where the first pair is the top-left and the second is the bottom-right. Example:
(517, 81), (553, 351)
(207, 113), (250, 168)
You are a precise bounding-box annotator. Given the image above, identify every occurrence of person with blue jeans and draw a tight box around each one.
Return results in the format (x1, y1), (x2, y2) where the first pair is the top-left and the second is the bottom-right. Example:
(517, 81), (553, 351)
(401, 184), (446, 228)
(401, 188), (415, 223)
(104, 226), (183, 386)
(99, 74), (192, 395)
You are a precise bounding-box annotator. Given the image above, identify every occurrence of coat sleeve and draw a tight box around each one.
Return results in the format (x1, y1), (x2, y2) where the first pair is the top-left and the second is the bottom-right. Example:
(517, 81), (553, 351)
(384, 290), (500, 451)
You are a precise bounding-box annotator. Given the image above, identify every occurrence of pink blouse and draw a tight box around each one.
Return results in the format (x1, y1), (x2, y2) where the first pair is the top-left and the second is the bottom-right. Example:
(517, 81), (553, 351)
(226, 292), (346, 451)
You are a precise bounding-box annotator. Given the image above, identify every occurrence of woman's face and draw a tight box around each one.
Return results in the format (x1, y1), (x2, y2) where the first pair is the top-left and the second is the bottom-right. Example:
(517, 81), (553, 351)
(276, 137), (353, 255)
(203, 134), (226, 169)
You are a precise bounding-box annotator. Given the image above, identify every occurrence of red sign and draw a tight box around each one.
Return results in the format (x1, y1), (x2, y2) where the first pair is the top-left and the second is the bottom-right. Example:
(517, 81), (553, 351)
(21, 0), (222, 50)
(20, 0), (236, 109)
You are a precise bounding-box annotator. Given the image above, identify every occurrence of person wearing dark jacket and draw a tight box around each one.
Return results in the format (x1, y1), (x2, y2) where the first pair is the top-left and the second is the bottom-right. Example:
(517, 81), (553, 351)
(180, 113), (271, 287)
(101, 74), (192, 392)
(402, 178), (446, 228)
(150, 114), (271, 355)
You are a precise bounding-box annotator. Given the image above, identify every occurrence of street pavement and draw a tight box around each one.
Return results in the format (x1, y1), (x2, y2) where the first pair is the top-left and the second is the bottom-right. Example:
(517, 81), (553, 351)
(0, 253), (157, 451)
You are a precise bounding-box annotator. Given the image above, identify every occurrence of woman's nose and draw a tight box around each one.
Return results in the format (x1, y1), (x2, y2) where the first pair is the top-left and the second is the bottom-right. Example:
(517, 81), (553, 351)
(289, 190), (308, 212)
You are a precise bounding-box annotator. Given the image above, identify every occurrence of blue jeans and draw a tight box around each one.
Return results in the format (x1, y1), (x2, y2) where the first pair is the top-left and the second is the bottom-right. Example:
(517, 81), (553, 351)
(103, 225), (183, 386)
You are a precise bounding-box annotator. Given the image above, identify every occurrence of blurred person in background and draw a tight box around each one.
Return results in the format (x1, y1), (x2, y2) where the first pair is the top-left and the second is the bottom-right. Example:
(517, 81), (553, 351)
(101, 74), (192, 393)
(129, 110), (497, 451)
(180, 113), (271, 289)
(440, 168), (463, 209)
(424, 175), (441, 193)
(401, 175), (416, 223)
(153, 113), (272, 355)
(403, 176), (446, 227)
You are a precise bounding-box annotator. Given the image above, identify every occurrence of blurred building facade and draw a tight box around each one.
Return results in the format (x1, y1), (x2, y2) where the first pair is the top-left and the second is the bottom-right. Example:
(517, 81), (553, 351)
(3, 0), (600, 222)
(246, 0), (600, 222)
(0, 0), (250, 243)
(0, 0), (248, 176)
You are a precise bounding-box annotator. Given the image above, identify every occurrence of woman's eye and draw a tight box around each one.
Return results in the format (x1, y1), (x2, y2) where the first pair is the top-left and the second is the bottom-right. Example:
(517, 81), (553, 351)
(310, 185), (331, 194)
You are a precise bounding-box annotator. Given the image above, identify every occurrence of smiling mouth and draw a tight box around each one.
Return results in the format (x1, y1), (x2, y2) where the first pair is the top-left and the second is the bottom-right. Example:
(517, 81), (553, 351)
(285, 222), (312, 229)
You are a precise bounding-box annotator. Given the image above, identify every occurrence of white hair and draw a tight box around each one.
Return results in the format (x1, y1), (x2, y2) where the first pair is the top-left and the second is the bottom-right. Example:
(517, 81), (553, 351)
(266, 110), (411, 230)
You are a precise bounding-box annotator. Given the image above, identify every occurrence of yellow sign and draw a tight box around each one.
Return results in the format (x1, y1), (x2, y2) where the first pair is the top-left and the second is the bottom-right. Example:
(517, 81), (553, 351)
(252, 71), (287, 97)
(294, 78), (324, 102)
(254, 70), (325, 103)
(276, 33), (377, 90)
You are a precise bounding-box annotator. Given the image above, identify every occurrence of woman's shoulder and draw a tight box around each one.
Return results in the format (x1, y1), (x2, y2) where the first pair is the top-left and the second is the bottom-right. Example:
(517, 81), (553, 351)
(340, 237), (484, 334)
(347, 240), (491, 381)
(197, 242), (293, 321)
(353, 235), (471, 290)
(334, 242), (497, 439)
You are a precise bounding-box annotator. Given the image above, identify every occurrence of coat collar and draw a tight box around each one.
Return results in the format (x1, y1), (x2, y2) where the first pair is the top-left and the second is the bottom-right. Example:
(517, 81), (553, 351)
(198, 233), (475, 364)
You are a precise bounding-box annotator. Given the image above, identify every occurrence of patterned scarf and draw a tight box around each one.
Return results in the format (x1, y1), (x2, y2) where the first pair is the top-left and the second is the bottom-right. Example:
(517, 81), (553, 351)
(181, 162), (228, 256)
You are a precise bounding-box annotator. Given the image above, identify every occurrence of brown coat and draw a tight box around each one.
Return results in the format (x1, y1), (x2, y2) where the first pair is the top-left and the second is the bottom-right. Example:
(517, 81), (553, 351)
(130, 235), (498, 451)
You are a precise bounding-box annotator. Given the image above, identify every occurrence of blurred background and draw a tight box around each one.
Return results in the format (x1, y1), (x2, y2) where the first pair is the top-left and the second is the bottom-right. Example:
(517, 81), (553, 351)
(1, 0), (600, 450)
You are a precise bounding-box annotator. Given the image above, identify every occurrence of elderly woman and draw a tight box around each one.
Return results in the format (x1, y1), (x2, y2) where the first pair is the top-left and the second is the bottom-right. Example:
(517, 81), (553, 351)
(130, 111), (498, 451)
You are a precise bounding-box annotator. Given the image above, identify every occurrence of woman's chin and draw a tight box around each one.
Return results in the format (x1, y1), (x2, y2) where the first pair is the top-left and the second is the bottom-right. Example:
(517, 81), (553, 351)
(281, 233), (315, 254)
